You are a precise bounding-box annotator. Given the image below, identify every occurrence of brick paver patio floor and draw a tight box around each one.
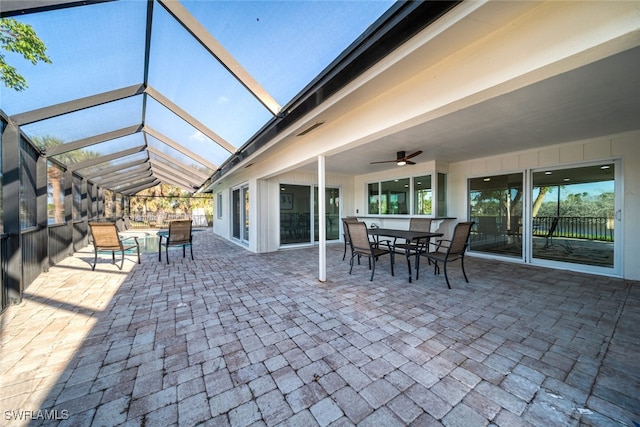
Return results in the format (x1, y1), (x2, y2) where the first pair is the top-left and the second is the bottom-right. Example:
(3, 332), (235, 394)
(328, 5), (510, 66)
(1, 230), (638, 426)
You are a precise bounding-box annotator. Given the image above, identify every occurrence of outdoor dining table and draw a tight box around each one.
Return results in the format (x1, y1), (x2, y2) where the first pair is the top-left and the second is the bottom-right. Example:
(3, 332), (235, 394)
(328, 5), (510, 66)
(368, 227), (444, 283)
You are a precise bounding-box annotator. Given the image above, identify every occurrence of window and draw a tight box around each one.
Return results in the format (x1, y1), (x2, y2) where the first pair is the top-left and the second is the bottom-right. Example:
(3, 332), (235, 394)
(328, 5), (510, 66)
(367, 183), (379, 214)
(413, 175), (432, 215)
(48, 161), (66, 224)
(437, 172), (447, 217)
(217, 193), (223, 218)
(381, 178), (409, 214)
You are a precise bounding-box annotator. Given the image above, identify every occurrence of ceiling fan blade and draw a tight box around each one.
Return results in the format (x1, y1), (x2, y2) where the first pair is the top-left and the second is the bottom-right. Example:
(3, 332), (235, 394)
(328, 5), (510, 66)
(370, 160), (398, 164)
(404, 150), (423, 160)
(406, 160), (416, 165)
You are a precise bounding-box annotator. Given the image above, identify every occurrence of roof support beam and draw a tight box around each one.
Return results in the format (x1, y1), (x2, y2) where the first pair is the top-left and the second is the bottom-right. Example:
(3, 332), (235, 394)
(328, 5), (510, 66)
(158, 0), (281, 116)
(46, 124), (142, 156)
(117, 178), (159, 195)
(91, 167), (152, 188)
(146, 146), (209, 181)
(112, 175), (157, 191)
(85, 158), (148, 180)
(68, 145), (146, 172)
(149, 161), (201, 187)
(101, 172), (154, 190)
(151, 166), (201, 190)
(12, 84), (145, 125)
(147, 169), (196, 193)
(144, 126), (217, 171)
(0, 1), (114, 17)
(121, 180), (160, 195)
(145, 86), (235, 154)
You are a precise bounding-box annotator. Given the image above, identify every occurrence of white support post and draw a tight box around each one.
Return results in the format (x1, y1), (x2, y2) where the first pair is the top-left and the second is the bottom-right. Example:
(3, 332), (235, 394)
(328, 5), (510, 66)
(318, 155), (326, 282)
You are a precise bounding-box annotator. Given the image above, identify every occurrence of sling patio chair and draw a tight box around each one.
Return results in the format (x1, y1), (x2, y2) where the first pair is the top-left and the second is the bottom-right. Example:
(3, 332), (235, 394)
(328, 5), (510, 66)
(345, 221), (394, 281)
(419, 221), (474, 288)
(163, 220), (194, 264)
(342, 217), (361, 260)
(88, 222), (140, 270)
(393, 217), (433, 256)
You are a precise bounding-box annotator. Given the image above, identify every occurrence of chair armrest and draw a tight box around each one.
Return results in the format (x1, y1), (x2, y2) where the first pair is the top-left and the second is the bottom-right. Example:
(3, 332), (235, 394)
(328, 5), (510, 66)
(430, 238), (451, 251)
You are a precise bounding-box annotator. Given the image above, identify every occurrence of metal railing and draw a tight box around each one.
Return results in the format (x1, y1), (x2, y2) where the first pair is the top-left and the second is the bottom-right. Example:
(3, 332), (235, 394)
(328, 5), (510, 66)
(1, 233), (8, 314)
(49, 223), (72, 265)
(22, 227), (48, 289)
(533, 216), (613, 241)
(127, 214), (212, 229)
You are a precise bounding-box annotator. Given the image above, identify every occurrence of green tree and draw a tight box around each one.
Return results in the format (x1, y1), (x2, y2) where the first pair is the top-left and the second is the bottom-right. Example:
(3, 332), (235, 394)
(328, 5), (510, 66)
(1, 17), (51, 91)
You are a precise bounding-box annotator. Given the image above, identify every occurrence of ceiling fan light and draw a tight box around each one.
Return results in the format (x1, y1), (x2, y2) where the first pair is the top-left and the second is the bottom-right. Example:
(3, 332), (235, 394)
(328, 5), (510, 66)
(396, 160), (406, 166)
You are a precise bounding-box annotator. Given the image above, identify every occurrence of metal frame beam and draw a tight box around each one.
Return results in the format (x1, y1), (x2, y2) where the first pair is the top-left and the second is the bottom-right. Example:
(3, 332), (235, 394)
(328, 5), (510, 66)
(116, 177), (159, 194)
(121, 180), (160, 195)
(92, 167), (152, 188)
(150, 168), (198, 191)
(11, 84), (145, 125)
(145, 86), (235, 154)
(46, 125), (142, 156)
(68, 145), (146, 172)
(143, 126), (217, 171)
(158, 0), (281, 117)
(0, 1), (114, 17)
(149, 160), (201, 187)
(84, 158), (148, 180)
(146, 147), (209, 180)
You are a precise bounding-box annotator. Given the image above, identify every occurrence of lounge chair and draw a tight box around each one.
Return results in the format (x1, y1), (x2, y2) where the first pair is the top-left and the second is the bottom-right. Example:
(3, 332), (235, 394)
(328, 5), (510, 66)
(88, 222), (140, 270)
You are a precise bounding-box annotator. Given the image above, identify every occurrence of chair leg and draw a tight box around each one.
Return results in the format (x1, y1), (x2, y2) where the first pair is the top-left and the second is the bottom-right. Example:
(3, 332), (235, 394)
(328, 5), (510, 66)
(390, 252), (394, 276)
(443, 262), (451, 289)
(370, 257), (376, 281)
(119, 250), (125, 270)
(183, 245), (186, 258)
(111, 251), (116, 264)
(92, 249), (98, 271)
(190, 244), (194, 260)
(461, 256), (469, 283)
(343, 241), (347, 260)
(166, 245), (170, 264)
(349, 254), (355, 274)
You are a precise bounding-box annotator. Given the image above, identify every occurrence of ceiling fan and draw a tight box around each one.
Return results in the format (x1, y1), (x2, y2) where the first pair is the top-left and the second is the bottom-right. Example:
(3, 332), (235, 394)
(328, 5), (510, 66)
(370, 150), (423, 166)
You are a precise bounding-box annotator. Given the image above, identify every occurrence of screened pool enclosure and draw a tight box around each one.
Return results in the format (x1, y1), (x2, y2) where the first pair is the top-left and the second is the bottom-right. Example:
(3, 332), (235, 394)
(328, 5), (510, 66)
(2, 0), (427, 311)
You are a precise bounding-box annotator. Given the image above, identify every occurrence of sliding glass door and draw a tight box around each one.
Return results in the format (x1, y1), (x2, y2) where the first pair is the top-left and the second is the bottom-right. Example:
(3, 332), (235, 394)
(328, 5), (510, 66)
(468, 163), (620, 275)
(280, 185), (340, 245)
(232, 185), (249, 244)
(531, 163), (617, 270)
(469, 173), (524, 259)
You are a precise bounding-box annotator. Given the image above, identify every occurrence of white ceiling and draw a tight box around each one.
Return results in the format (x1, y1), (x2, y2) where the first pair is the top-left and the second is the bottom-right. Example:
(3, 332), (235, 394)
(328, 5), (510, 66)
(297, 45), (640, 176)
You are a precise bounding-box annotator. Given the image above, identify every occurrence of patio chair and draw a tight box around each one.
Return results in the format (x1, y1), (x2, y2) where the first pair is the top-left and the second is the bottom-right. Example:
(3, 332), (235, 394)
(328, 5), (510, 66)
(345, 221), (394, 281)
(342, 217), (361, 260)
(88, 222), (140, 270)
(393, 217), (433, 257)
(419, 221), (474, 288)
(163, 220), (193, 264)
